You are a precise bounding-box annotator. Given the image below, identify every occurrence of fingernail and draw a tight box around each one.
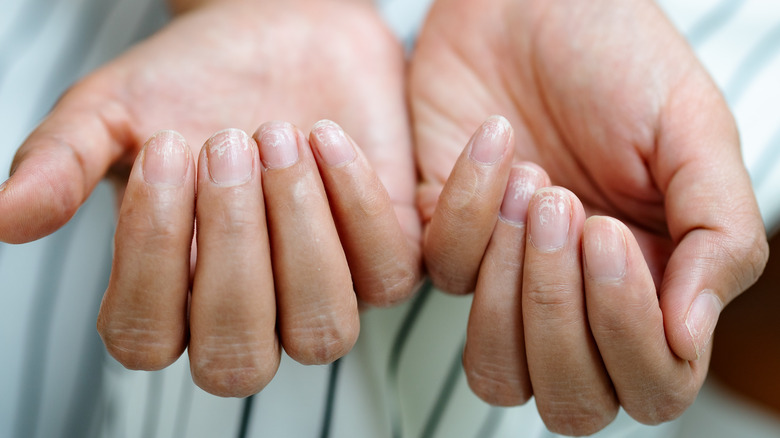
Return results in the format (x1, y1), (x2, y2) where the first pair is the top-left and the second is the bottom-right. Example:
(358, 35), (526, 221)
(257, 121), (299, 169)
(0, 180), (7, 193)
(469, 115), (511, 164)
(499, 165), (542, 225)
(686, 291), (723, 359)
(584, 217), (626, 281)
(529, 188), (570, 252)
(206, 129), (254, 186)
(310, 120), (356, 166)
(142, 130), (188, 186)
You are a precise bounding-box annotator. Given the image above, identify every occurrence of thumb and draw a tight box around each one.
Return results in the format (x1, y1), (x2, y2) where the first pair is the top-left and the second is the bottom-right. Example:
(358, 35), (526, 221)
(0, 82), (131, 243)
(657, 87), (769, 361)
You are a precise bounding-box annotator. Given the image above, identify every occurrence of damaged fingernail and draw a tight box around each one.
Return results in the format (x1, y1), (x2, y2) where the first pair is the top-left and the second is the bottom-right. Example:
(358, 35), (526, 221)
(469, 115), (511, 165)
(206, 129), (254, 186)
(311, 120), (356, 166)
(143, 130), (189, 186)
(257, 121), (299, 169)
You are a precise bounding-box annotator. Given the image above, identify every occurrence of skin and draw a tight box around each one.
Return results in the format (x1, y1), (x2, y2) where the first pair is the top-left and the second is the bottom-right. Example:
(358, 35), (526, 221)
(0, 0), (769, 434)
(0, 0), (420, 397)
(411, 0), (768, 435)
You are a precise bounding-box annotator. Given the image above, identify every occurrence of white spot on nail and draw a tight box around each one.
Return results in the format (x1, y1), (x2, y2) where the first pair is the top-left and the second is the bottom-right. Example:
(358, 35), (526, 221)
(209, 129), (249, 158)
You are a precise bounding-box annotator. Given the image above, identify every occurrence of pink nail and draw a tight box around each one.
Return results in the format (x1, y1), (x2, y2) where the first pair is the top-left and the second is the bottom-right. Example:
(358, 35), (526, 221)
(686, 291), (723, 359)
(257, 122), (299, 169)
(311, 120), (356, 166)
(499, 165), (543, 225)
(469, 115), (511, 165)
(584, 217), (627, 281)
(528, 188), (570, 252)
(142, 130), (188, 186)
(206, 129), (254, 186)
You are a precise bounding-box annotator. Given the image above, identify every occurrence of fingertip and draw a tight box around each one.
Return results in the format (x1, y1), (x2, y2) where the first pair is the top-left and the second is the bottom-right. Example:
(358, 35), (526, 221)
(468, 115), (513, 165)
(140, 130), (191, 186)
(684, 290), (723, 360)
(0, 157), (83, 243)
(583, 216), (628, 282)
(309, 119), (358, 167)
(498, 163), (549, 225)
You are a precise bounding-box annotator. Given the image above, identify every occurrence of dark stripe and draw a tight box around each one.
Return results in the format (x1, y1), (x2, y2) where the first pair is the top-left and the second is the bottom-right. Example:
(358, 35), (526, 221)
(142, 372), (165, 438)
(725, 20), (780, 102)
(419, 338), (465, 438)
(320, 358), (343, 438)
(62, 224), (114, 438)
(474, 408), (505, 438)
(236, 395), (255, 438)
(13, 216), (81, 438)
(387, 279), (434, 438)
(173, 369), (195, 438)
(686, 0), (746, 46)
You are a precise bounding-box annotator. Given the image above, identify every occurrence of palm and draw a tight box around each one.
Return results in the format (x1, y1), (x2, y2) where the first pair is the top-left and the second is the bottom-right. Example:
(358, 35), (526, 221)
(77, 0), (417, 237)
(411, 0), (732, 281)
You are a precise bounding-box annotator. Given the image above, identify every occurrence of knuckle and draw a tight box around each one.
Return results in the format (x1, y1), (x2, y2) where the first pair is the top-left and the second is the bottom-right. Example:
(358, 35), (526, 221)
(190, 337), (280, 398)
(282, 312), (359, 365)
(625, 383), (697, 425)
(358, 263), (419, 307)
(524, 282), (578, 310)
(463, 360), (531, 407)
(97, 315), (183, 371)
(540, 400), (618, 437)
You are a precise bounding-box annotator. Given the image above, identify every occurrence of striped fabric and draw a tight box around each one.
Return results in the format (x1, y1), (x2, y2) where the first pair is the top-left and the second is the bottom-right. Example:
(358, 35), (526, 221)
(0, 1), (778, 437)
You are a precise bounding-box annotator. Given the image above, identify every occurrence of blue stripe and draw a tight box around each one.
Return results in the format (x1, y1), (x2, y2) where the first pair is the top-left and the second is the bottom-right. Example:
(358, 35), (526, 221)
(419, 337), (465, 438)
(474, 408), (506, 438)
(686, 0), (745, 46)
(387, 280), (434, 438)
(320, 358), (343, 438)
(12, 216), (81, 438)
(236, 395), (255, 438)
(725, 21), (780, 102)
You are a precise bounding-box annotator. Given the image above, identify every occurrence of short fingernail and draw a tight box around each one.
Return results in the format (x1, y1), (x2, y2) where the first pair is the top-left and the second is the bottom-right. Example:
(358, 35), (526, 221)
(310, 120), (356, 166)
(206, 129), (254, 186)
(257, 121), (299, 169)
(584, 217), (627, 281)
(686, 291), (723, 359)
(529, 188), (570, 252)
(143, 130), (189, 186)
(499, 165), (542, 225)
(469, 115), (511, 165)
(0, 180), (7, 193)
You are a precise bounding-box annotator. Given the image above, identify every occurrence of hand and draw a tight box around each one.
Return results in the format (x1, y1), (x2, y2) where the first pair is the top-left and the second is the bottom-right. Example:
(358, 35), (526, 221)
(410, 0), (768, 434)
(0, 0), (420, 396)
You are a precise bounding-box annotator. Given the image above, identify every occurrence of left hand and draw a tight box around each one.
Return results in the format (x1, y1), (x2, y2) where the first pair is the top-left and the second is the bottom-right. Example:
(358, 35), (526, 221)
(410, 0), (768, 434)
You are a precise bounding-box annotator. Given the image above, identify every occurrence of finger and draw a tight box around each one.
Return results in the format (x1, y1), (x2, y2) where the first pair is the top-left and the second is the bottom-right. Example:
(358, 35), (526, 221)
(423, 115), (514, 294)
(97, 131), (194, 370)
(583, 216), (705, 425)
(0, 83), (131, 243)
(189, 129), (280, 397)
(522, 187), (618, 436)
(309, 120), (420, 306)
(463, 163), (549, 406)
(656, 87), (769, 361)
(255, 121), (359, 365)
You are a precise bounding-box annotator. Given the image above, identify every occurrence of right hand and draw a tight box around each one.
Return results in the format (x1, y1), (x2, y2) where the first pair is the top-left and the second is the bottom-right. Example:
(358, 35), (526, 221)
(0, 0), (420, 397)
